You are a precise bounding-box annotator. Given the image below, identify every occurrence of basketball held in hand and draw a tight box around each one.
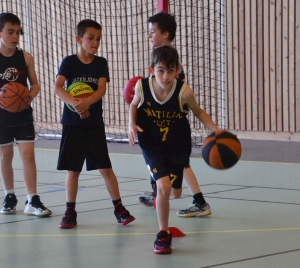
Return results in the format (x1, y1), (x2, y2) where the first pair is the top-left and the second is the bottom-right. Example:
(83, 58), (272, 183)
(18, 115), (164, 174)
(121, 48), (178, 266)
(123, 76), (143, 105)
(202, 130), (242, 170)
(66, 82), (94, 112)
(0, 82), (31, 113)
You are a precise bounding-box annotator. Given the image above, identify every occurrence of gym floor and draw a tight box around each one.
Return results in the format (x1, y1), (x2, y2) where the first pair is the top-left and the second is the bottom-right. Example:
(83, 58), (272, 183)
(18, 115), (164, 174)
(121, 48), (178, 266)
(0, 138), (299, 268)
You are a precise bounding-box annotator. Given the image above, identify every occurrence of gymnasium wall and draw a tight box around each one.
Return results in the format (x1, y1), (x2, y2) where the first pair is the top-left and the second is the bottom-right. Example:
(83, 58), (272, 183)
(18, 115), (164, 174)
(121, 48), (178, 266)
(226, 0), (300, 141)
(2, 1), (299, 141)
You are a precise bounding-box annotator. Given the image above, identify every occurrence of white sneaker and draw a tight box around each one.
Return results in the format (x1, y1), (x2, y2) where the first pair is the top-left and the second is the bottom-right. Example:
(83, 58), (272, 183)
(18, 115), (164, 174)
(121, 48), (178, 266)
(24, 195), (52, 217)
(176, 203), (212, 217)
(137, 196), (154, 207)
(143, 191), (154, 196)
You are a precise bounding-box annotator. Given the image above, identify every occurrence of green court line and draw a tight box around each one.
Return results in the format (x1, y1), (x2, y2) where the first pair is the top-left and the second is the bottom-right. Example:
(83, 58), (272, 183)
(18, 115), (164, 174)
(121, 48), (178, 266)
(0, 227), (299, 238)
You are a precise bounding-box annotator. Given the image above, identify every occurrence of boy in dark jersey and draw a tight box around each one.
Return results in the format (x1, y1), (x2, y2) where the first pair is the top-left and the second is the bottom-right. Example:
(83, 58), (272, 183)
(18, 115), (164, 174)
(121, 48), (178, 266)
(0, 13), (52, 216)
(137, 11), (212, 218)
(128, 46), (219, 254)
(54, 19), (135, 229)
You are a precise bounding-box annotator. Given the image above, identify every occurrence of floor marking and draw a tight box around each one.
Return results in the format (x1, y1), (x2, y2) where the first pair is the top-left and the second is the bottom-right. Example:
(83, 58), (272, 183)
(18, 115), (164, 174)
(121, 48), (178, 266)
(0, 227), (299, 238)
(184, 227), (300, 234)
(200, 248), (300, 268)
(30, 147), (300, 165)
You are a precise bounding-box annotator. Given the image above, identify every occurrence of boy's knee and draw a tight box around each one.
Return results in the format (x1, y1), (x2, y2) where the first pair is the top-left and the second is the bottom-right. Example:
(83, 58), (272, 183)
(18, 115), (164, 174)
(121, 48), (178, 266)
(157, 184), (172, 197)
(21, 151), (35, 162)
(68, 171), (81, 179)
(0, 149), (14, 163)
(171, 192), (182, 199)
(22, 149), (34, 157)
(99, 168), (115, 179)
(171, 188), (182, 199)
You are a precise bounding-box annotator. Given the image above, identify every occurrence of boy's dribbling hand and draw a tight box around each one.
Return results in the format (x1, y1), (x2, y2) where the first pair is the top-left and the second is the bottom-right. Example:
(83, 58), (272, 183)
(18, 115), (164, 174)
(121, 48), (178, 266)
(128, 124), (143, 146)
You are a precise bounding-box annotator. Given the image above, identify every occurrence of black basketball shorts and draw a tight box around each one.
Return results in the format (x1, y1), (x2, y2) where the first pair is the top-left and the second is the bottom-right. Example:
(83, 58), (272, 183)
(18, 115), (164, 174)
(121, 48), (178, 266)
(142, 148), (190, 189)
(0, 122), (35, 146)
(149, 161), (191, 185)
(57, 125), (112, 172)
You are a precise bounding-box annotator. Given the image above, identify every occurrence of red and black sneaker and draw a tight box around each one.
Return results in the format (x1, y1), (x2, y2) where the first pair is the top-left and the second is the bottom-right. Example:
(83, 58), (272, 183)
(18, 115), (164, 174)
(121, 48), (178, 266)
(154, 230), (172, 254)
(59, 208), (77, 229)
(114, 203), (135, 226)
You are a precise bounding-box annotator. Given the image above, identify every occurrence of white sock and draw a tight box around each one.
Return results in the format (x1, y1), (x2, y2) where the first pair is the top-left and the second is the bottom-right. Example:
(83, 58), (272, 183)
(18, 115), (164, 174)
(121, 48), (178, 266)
(27, 193), (37, 203)
(4, 189), (14, 196)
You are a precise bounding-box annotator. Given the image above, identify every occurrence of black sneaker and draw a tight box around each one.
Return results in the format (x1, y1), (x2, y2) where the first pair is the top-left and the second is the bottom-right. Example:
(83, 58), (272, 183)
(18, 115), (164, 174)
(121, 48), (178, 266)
(114, 203), (135, 226)
(24, 195), (52, 217)
(59, 208), (77, 229)
(0, 193), (18, 214)
(154, 231), (172, 254)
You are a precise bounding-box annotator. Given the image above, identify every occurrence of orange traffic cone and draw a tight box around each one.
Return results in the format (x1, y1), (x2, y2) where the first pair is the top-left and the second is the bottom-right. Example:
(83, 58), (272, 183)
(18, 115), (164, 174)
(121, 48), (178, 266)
(169, 227), (186, 237)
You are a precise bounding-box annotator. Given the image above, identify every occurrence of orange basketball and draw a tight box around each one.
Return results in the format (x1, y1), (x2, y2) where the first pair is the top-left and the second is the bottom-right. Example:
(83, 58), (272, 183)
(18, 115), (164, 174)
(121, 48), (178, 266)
(0, 82), (30, 113)
(123, 76), (144, 105)
(202, 130), (242, 170)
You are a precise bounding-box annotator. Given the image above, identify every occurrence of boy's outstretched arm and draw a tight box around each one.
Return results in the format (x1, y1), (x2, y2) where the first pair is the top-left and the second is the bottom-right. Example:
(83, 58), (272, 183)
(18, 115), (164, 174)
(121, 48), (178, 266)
(128, 81), (143, 146)
(182, 85), (219, 132)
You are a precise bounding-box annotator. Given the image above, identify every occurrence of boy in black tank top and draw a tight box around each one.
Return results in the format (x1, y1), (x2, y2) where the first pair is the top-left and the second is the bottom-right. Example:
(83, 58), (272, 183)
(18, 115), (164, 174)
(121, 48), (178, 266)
(0, 13), (51, 216)
(128, 46), (219, 254)
(137, 12), (213, 218)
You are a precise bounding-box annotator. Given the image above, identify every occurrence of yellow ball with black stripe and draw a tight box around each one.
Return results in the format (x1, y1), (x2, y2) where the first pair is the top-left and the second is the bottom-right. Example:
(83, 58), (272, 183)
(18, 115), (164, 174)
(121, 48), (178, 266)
(66, 82), (94, 112)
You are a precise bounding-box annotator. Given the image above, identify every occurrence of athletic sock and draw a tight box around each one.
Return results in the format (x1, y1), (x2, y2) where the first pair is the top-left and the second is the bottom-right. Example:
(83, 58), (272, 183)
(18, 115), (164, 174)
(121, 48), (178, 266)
(112, 199), (122, 206)
(193, 192), (206, 206)
(66, 202), (76, 209)
(4, 189), (14, 196)
(27, 193), (37, 203)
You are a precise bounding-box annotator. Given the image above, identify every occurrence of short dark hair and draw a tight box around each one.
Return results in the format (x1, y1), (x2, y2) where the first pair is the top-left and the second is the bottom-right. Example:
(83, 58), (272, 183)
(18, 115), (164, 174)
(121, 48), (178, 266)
(151, 45), (179, 69)
(76, 19), (102, 37)
(147, 11), (176, 42)
(0, 13), (21, 32)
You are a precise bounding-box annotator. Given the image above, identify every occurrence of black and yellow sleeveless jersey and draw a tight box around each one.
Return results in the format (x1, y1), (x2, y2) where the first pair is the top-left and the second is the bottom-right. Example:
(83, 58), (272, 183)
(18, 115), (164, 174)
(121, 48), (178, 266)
(136, 77), (191, 152)
(0, 48), (33, 127)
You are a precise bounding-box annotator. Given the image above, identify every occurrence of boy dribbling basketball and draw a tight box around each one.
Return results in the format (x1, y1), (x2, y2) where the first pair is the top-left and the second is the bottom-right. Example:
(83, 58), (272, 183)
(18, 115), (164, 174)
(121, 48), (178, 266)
(54, 19), (135, 229)
(137, 11), (214, 218)
(0, 13), (52, 216)
(128, 46), (219, 254)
